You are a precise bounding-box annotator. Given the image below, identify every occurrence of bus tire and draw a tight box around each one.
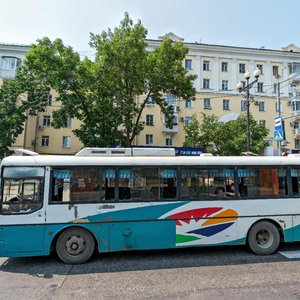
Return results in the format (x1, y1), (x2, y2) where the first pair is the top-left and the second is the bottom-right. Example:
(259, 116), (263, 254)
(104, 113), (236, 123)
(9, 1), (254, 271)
(56, 227), (95, 264)
(247, 221), (280, 255)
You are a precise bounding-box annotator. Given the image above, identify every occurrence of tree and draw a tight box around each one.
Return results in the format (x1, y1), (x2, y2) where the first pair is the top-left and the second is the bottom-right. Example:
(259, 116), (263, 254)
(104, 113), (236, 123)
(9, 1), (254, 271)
(183, 113), (269, 156)
(16, 12), (196, 147)
(0, 80), (26, 158)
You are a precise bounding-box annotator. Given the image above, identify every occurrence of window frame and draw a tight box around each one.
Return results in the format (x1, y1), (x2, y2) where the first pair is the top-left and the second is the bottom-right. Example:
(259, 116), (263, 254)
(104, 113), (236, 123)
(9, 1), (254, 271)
(185, 59), (192, 70)
(221, 62), (228, 72)
(146, 114), (154, 126)
(0, 167), (45, 215)
(203, 79), (210, 89)
(41, 136), (49, 147)
(239, 63), (246, 74)
(203, 60), (210, 71)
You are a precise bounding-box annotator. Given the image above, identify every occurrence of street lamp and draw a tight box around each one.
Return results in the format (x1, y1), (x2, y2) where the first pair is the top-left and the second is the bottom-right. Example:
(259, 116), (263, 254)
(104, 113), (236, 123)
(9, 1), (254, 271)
(237, 68), (261, 153)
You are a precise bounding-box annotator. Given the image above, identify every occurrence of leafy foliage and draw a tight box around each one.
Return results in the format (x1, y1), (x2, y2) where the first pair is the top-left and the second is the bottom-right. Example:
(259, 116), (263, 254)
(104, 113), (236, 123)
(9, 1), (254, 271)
(16, 12), (196, 147)
(183, 113), (269, 156)
(0, 80), (27, 158)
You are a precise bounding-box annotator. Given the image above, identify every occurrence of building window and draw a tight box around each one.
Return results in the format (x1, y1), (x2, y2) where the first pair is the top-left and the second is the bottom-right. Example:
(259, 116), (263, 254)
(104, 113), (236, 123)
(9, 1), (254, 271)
(2, 57), (20, 70)
(63, 117), (72, 128)
(203, 79), (210, 89)
(45, 94), (52, 106)
(185, 99), (192, 108)
(241, 101), (247, 111)
(165, 136), (173, 146)
(62, 136), (71, 148)
(259, 120), (266, 127)
(204, 98), (211, 109)
(221, 80), (228, 91)
(274, 83), (278, 93)
(203, 60), (210, 71)
(223, 99), (230, 110)
(257, 64), (263, 74)
(295, 140), (300, 149)
(257, 82), (264, 93)
(146, 95), (154, 106)
(185, 116), (192, 126)
(146, 115), (154, 126)
(259, 101), (265, 112)
(146, 134), (153, 145)
(42, 115), (51, 127)
(273, 66), (279, 76)
(239, 63), (246, 73)
(185, 59), (192, 70)
(221, 62), (228, 72)
(166, 95), (176, 106)
(41, 136), (49, 147)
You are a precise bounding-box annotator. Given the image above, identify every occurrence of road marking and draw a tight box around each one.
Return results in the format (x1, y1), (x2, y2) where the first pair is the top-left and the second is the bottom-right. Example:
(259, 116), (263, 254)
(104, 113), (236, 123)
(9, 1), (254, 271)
(278, 251), (300, 259)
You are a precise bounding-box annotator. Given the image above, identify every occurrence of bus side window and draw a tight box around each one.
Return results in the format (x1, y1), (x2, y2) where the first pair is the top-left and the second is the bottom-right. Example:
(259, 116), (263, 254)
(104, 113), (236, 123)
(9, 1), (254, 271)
(291, 169), (300, 196)
(160, 169), (177, 199)
(51, 170), (71, 202)
(103, 169), (116, 201)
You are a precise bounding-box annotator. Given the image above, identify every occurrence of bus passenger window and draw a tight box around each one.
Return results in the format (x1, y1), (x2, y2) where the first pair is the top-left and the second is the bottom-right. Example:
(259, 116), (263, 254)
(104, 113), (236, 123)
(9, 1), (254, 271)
(291, 169), (300, 196)
(160, 169), (177, 199)
(237, 168), (287, 198)
(181, 168), (200, 200)
(118, 169), (132, 200)
(131, 168), (159, 201)
(51, 169), (71, 202)
(103, 169), (115, 201)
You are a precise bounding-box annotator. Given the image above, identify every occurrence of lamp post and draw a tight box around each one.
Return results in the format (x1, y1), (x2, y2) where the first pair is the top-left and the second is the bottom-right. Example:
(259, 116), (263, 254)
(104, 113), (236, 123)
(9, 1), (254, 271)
(237, 68), (261, 153)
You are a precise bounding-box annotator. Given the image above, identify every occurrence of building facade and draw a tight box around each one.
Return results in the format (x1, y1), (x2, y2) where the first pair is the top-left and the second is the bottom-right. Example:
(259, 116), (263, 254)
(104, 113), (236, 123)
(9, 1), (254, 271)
(2, 36), (300, 155)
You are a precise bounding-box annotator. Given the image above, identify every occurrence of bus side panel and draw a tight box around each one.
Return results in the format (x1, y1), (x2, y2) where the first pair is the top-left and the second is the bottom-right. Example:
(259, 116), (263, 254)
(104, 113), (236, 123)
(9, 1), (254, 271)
(0, 225), (45, 257)
(287, 216), (300, 242)
(45, 223), (110, 254)
(109, 220), (176, 251)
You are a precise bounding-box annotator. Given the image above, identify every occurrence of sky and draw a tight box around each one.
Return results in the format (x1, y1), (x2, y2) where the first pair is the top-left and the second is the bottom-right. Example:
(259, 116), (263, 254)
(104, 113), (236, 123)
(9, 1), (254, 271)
(1, 0), (300, 57)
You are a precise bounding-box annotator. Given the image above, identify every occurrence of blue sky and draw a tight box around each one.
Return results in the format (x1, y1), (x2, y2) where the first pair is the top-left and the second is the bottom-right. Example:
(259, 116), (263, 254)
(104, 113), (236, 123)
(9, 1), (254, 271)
(1, 0), (299, 56)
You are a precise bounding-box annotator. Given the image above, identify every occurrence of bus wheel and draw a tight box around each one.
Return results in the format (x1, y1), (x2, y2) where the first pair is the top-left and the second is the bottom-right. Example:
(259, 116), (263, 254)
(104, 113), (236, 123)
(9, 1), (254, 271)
(247, 221), (280, 255)
(56, 227), (95, 264)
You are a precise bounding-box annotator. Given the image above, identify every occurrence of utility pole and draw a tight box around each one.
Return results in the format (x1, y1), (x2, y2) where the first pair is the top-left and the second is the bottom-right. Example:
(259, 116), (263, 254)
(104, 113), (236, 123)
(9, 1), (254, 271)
(277, 82), (282, 156)
(237, 68), (261, 153)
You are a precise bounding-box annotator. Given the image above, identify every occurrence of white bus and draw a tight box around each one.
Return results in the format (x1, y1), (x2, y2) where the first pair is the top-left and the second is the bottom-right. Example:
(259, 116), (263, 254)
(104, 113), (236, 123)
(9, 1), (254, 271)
(1, 148), (300, 264)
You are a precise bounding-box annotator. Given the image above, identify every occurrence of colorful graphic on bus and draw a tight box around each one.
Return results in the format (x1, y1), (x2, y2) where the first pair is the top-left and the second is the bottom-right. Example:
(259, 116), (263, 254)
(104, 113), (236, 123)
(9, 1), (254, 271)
(167, 207), (238, 244)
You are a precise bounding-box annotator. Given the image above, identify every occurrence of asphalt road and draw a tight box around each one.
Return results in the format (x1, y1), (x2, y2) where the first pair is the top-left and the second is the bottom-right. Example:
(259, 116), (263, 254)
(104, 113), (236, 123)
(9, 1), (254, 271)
(1, 243), (300, 300)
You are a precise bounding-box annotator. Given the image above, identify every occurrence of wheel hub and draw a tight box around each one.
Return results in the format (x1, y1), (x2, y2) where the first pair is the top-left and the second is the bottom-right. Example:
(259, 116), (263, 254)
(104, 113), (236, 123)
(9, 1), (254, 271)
(256, 229), (273, 248)
(65, 235), (85, 256)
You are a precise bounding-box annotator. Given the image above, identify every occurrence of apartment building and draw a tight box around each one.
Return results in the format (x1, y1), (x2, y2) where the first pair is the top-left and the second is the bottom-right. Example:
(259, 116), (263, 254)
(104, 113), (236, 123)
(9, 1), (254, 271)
(138, 33), (300, 154)
(2, 36), (300, 155)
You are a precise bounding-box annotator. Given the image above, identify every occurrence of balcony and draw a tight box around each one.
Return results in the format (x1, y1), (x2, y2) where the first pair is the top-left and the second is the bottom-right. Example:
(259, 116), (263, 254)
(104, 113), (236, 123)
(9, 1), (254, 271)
(163, 123), (178, 133)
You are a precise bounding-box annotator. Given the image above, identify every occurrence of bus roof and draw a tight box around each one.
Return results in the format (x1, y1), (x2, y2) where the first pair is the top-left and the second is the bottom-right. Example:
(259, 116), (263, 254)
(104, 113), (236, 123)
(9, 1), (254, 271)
(1, 155), (300, 167)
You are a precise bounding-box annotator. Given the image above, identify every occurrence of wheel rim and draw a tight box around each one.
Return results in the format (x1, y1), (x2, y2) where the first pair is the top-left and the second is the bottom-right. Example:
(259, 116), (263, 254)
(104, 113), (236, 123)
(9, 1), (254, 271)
(255, 229), (274, 249)
(65, 235), (86, 256)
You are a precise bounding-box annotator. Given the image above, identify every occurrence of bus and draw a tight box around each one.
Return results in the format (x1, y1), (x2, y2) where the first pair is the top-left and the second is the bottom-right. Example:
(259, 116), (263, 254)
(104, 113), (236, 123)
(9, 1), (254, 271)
(1, 147), (300, 264)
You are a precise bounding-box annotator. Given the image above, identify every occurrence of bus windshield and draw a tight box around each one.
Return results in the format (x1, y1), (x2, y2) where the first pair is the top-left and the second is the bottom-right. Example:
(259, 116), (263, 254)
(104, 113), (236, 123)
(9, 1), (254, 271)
(1, 167), (44, 215)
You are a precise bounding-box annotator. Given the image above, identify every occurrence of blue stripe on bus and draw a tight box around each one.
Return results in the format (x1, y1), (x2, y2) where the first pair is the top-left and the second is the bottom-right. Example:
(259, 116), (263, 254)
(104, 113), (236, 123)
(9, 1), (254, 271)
(187, 222), (234, 237)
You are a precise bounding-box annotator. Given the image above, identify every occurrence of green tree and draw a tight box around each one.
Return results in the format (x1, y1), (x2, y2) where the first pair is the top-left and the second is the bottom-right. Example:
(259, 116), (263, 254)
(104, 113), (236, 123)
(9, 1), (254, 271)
(0, 80), (26, 158)
(183, 113), (269, 156)
(16, 12), (196, 147)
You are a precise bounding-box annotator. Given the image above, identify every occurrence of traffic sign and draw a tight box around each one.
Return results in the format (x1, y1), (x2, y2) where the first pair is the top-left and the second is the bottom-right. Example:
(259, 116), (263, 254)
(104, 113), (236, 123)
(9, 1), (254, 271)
(274, 130), (284, 142)
(274, 116), (282, 130)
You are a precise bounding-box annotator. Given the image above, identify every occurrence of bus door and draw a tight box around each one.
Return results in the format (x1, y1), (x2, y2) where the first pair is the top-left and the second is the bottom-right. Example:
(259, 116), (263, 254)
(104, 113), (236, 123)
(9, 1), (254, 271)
(0, 167), (46, 257)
